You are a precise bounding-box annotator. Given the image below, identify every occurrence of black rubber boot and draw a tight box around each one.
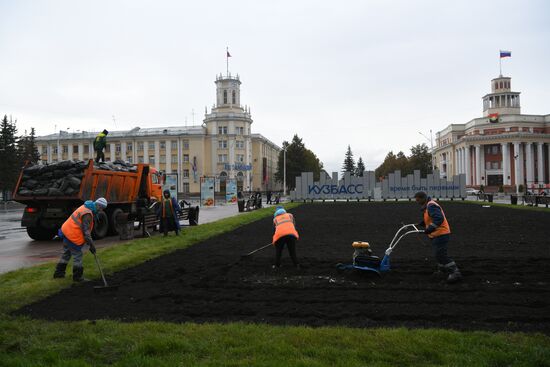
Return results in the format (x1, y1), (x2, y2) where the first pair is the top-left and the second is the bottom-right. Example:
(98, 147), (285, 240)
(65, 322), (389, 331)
(445, 262), (462, 284)
(72, 266), (88, 282)
(431, 263), (447, 280)
(53, 263), (67, 279)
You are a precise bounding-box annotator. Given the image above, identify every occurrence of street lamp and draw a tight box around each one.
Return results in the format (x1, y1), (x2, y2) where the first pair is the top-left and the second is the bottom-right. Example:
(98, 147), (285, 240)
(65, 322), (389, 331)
(418, 129), (435, 171)
(514, 154), (519, 195)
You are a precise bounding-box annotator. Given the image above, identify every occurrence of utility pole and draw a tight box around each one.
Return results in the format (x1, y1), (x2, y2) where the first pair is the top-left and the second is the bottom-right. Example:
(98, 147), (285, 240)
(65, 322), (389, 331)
(283, 147), (287, 196)
(418, 129), (435, 171)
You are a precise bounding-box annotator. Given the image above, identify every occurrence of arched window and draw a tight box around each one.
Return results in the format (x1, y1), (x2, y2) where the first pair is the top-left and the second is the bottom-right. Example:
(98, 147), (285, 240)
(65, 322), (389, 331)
(236, 171), (244, 181)
(232, 90), (236, 105)
(219, 171), (228, 181)
(223, 90), (227, 104)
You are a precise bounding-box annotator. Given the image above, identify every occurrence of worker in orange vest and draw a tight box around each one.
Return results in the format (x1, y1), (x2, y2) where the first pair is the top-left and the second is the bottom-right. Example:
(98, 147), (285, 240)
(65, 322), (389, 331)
(272, 206), (300, 269)
(157, 189), (181, 236)
(53, 198), (108, 281)
(414, 191), (462, 283)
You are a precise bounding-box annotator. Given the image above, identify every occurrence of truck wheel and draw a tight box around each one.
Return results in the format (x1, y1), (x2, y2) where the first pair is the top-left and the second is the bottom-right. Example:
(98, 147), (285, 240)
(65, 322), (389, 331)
(26, 226), (57, 241)
(92, 211), (109, 239)
(108, 208), (124, 236)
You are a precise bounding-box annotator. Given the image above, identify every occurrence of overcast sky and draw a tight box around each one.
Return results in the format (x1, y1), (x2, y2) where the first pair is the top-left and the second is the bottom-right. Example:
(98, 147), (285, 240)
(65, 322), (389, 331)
(1, 0), (549, 173)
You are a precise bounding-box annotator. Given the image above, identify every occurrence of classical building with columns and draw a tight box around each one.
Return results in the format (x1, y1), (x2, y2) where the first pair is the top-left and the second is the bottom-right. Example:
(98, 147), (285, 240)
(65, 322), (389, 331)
(433, 74), (550, 192)
(35, 72), (282, 194)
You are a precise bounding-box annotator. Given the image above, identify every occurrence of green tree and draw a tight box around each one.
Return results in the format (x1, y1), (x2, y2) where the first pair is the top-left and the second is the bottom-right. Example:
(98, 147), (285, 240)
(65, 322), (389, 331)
(341, 145), (355, 176)
(356, 156), (365, 177)
(407, 143), (433, 176)
(0, 115), (20, 198)
(18, 127), (40, 165)
(375, 143), (433, 179)
(275, 135), (323, 191)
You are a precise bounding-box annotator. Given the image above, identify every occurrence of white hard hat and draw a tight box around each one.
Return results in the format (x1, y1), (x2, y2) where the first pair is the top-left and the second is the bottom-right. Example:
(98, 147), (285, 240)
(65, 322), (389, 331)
(95, 197), (108, 209)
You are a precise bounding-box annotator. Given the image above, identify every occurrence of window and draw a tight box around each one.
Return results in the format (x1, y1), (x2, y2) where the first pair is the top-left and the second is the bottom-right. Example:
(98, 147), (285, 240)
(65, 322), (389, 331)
(84, 145), (89, 153)
(223, 90), (227, 104)
(485, 162), (491, 170)
(182, 140), (189, 149)
(160, 155), (166, 164)
(62, 145), (68, 153)
(116, 143), (121, 153)
(73, 145), (78, 154)
(137, 142), (144, 151)
(183, 169), (190, 178)
(127, 142), (133, 151)
(138, 156), (144, 163)
(148, 142), (155, 150)
(236, 154), (244, 162)
(218, 126), (227, 135)
(236, 126), (244, 135)
(127, 156), (133, 164)
(218, 154), (228, 163)
(149, 156), (155, 164)
(171, 140), (177, 149)
(218, 140), (227, 149)
(183, 154), (189, 162)
(42, 147), (48, 154)
(491, 146), (499, 154)
(491, 162), (500, 169)
(232, 90), (236, 104)
(183, 182), (190, 193)
(160, 141), (166, 149)
(236, 140), (244, 149)
(171, 155), (177, 164)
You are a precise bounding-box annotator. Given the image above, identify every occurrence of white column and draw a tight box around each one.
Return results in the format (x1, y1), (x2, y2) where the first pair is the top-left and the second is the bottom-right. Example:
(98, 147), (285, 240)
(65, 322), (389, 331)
(513, 142), (521, 187)
(78, 143), (84, 161)
(455, 149), (459, 175)
(143, 141), (149, 163)
(57, 141), (62, 161)
(525, 142), (534, 187)
(154, 140), (160, 169)
(165, 140), (171, 174)
(109, 143), (115, 162)
(121, 141), (127, 161)
(67, 143), (73, 160)
(501, 143), (510, 185)
(475, 145), (481, 185)
(537, 142), (544, 185)
(47, 145), (52, 163)
(547, 143), (550, 184)
(465, 146), (471, 185)
(177, 139), (183, 192)
(459, 148), (463, 174)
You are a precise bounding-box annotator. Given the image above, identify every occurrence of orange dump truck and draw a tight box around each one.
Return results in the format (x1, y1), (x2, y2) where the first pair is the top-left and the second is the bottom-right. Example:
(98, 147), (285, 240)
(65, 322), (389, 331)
(13, 160), (163, 240)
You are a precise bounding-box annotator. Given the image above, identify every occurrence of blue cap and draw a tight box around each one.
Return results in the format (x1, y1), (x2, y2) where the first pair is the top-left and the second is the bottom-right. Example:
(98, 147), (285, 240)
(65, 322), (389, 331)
(274, 208), (286, 217)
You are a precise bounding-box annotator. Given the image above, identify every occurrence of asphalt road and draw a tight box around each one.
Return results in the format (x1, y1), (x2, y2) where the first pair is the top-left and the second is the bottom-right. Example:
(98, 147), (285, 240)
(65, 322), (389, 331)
(0, 204), (247, 275)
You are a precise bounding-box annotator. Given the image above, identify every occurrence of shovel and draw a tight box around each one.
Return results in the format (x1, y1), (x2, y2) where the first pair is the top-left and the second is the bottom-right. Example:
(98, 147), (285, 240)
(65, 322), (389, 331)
(92, 253), (118, 292)
(240, 243), (272, 259)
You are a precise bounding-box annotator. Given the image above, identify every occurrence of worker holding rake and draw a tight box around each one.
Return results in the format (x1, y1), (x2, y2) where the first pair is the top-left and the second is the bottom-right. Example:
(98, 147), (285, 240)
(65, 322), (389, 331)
(272, 206), (300, 269)
(414, 191), (462, 283)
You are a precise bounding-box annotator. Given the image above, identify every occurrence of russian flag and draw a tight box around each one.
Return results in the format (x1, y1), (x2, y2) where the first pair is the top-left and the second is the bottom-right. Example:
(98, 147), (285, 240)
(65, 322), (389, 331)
(500, 50), (511, 58)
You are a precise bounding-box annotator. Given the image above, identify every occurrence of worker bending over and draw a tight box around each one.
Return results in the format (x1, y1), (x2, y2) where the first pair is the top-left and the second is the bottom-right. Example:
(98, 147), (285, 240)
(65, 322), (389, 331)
(414, 191), (462, 283)
(53, 198), (108, 281)
(272, 206), (300, 269)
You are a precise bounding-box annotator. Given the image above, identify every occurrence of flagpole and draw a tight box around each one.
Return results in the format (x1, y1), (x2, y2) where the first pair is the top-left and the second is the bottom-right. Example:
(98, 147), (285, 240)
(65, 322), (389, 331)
(499, 54), (502, 77)
(226, 46), (229, 76)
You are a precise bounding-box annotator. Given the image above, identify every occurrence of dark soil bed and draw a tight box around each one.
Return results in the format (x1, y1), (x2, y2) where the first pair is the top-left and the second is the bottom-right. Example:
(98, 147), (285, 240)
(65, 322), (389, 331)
(16, 202), (550, 333)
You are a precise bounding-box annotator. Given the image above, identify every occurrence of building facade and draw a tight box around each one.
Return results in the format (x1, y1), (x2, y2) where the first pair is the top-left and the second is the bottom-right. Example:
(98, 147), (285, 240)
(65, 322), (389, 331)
(433, 74), (550, 191)
(35, 73), (282, 194)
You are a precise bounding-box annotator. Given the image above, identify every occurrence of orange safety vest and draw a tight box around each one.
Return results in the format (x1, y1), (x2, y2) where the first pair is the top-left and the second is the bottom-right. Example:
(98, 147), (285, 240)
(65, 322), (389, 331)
(423, 200), (451, 239)
(161, 198), (174, 218)
(272, 213), (299, 244)
(61, 205), (94, 246)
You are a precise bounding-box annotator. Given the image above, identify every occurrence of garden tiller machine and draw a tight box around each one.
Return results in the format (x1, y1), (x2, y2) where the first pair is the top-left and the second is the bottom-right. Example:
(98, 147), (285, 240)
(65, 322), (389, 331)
(336, 223), (422, 275)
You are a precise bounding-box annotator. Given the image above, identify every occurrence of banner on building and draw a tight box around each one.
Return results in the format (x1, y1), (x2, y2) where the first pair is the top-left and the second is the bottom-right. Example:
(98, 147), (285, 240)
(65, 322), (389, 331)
(289, 170), (466, 201)
(200, 176), (216, 207)
(162, 173), (178, 198)
(225, 178), (237, 204)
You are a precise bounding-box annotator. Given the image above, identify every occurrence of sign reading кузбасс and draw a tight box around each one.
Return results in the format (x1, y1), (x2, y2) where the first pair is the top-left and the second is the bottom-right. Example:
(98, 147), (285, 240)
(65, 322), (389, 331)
(289, 170), (466, 201)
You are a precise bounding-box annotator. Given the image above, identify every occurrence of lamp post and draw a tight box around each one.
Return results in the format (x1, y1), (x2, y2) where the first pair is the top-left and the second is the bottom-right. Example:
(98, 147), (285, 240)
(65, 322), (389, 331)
(514, 154), (519, 196)
(418, 129), (434, 171)
(283, 147), (287, 196)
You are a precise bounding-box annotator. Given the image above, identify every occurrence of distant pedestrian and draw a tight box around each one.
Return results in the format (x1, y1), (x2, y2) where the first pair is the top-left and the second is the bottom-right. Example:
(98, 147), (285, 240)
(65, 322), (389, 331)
(94, 129), (108, 163)
(414, 191), (462, 283)
(272, 206), (300, 269)
(266, 190), (272, 204)
(157, 189), (181, 236)
(53, 198), (108, 281)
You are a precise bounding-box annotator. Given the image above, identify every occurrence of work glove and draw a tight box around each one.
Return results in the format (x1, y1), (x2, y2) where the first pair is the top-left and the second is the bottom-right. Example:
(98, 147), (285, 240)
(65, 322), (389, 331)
(89, 244), (96, 255)
(424, 225), (436, 234)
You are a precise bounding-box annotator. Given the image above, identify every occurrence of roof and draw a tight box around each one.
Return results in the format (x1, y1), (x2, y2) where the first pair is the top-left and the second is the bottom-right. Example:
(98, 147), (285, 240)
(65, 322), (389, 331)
(36, 125), (206, 141)
(251, 133), (281, 150)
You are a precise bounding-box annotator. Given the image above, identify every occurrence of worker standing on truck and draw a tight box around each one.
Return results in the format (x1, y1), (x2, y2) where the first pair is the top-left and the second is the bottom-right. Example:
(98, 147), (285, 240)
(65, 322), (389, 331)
(157, 189), (181, 236)
(414, 191), (462, 283)
(94, 129), (109, 163)
(53, 198), (108, 282)
(272, 206), (300, 269)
